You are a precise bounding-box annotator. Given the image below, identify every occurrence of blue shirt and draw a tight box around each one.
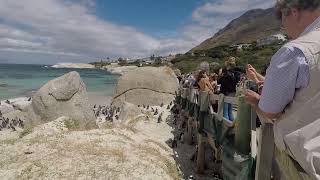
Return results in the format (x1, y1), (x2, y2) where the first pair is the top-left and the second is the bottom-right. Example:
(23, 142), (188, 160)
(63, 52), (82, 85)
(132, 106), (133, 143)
(258, 46), (310, 113)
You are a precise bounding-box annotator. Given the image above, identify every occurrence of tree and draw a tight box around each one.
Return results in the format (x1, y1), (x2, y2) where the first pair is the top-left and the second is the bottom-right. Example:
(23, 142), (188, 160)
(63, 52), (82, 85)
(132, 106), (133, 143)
(118, 57), (127, 66)
(154, 57), (162, 66)
(150, 54), (155, 61)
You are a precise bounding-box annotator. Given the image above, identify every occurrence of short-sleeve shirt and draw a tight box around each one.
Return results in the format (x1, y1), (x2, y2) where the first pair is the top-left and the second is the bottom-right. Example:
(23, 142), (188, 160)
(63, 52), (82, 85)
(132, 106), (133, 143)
(258, 46), (310, 113)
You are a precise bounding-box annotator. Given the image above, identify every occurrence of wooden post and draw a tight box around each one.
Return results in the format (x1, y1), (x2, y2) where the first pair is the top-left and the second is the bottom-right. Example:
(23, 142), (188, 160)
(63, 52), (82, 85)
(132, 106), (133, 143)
(251, 107), (257, 158)
(197, 134), (206, 174)
(235, 96), (251, 155)
(196, 91), (209, 174)
(255, 123), (274, 180)
(185, 117), (193, 145)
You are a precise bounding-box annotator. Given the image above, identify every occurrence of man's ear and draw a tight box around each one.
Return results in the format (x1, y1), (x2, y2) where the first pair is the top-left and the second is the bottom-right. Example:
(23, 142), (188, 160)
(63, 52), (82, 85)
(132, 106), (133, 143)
(291, 8), (301, 20)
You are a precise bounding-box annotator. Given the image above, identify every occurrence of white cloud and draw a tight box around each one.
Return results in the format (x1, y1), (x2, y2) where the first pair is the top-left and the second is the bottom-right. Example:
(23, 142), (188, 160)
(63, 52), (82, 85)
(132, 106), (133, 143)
(0, 0), (275, 64)
(0, 0), (161, 64)
(192, 0), (276, 26)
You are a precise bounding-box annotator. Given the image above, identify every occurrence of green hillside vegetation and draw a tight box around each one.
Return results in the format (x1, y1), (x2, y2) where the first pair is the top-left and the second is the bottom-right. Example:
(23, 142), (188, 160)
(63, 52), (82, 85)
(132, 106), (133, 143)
(172, 42), (284, 74)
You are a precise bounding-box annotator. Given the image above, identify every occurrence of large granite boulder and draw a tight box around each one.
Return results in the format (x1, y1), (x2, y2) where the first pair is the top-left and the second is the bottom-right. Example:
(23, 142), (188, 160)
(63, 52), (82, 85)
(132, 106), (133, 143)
(118, 102), (142, 122)
(112, 66), (179, 106)
(30, 71), (96, 129)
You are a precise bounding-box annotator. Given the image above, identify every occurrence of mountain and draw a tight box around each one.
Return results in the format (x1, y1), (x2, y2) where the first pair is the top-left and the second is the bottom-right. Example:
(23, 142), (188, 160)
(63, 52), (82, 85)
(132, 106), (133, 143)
(192, 8), (282, 51)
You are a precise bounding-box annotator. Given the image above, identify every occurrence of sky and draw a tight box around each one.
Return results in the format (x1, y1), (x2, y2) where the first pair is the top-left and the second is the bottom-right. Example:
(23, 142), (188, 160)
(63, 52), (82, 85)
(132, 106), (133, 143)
(0, 0), (275, 64)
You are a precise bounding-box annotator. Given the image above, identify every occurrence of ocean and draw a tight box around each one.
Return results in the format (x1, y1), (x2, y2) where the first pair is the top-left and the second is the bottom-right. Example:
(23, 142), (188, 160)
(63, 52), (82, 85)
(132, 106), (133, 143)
(0, 64), (119, 100)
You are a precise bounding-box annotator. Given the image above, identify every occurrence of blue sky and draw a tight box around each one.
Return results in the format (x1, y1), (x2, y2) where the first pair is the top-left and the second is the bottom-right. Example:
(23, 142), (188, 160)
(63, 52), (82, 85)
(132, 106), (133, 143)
(95, 0), (201, 38)
(0, 0), (275, 64)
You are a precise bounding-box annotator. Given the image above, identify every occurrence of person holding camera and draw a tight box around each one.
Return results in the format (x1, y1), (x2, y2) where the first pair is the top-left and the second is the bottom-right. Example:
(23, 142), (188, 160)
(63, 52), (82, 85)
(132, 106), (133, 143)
(245, 0), (320, 178)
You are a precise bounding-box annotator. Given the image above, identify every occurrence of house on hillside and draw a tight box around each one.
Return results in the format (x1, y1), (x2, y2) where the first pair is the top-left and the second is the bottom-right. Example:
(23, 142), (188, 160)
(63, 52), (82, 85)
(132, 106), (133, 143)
(257, 33), (287, 46)
(231, 43), (251, 50)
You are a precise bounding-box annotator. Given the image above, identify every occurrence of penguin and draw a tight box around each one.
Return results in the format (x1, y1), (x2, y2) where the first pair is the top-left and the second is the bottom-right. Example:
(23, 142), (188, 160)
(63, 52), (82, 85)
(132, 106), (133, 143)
(154, 109), (158, 116)
(5, 100), (10, 104)
(171, 138), (178, 148)
(190, 145), (198, 162)
(12, 119), (17, 126)
(94, 104), (96, 109)
(151, 108), (154, 112)
(146, 105), (149, 110)
(9, 123), (16, 131)
(188, 175), (194, 180)
(157, 115), (162, 123)
(160, 103), (164, 107)
(115, 115), (119, 120)
(179, 132), (184, 143)
(95, 111), (100, 117)
(0, 110), (2, 117)
(18, 119), (24, 128)
(28, 97), (32, 101)
(167, 105), (170, 110)
(143, 104), (146, 109)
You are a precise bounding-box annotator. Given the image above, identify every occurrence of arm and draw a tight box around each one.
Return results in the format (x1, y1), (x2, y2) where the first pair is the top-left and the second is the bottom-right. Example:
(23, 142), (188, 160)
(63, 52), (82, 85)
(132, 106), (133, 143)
(244, 90), (281, 122)
(246, 47), (308, 121)
(256, 72), (265, 82)
(247, 64), (265, 82)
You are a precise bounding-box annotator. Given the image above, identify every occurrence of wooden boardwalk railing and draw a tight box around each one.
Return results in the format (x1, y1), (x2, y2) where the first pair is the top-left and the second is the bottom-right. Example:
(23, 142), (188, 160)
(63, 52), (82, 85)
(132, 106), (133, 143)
(176, 85), (282, 180)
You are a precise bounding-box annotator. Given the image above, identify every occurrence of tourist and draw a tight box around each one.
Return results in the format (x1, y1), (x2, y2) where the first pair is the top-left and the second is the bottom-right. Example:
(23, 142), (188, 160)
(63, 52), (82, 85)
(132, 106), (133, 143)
(196, 70), (214, 92)
(218, 57), (243, 121)
(245, 0), (320, 178)
(209, 73), (219, 93)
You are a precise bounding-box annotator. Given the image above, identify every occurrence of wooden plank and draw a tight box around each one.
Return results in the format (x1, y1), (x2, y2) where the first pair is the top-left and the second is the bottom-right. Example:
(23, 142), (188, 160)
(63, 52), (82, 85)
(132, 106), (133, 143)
(207, 135), (221, 161)
(255, 123), (274, 180)
(185, 117), (193, 145)
(181, 88), (187, 98)
(196, 134), (206, 174)
(224, 96), (238, 105)
(186, 88), (191, 101)
(251, 108), (257, 158)
(190, 88), (198, 103)
(217, 94), (225, 119)
(199, 91), (209, 112)
(251, 130), (257, 158)
(209, 94), (220, 101)
(222, 118), (234, 127)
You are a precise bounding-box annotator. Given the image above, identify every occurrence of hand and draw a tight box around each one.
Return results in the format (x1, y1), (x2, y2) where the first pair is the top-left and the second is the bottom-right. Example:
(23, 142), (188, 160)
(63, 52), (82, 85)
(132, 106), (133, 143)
(246, 64), (258, 81)
(245, 90), (260, 107)
(256, 81), (264, 86)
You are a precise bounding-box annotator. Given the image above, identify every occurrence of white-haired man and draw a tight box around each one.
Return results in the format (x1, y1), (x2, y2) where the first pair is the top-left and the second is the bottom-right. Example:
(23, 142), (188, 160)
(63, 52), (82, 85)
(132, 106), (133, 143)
(245, 0), (320, 179)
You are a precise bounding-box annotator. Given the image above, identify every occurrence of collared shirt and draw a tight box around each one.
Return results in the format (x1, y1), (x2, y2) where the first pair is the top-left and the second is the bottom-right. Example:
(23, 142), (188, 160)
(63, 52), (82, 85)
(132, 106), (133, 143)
(259, 47), (309, 113)
(258, 16), (320, 114)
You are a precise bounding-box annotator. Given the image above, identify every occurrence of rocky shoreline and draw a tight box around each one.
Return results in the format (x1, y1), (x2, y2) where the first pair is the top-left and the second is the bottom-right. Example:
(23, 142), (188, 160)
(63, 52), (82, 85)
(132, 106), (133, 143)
(0, 66), (199, 179)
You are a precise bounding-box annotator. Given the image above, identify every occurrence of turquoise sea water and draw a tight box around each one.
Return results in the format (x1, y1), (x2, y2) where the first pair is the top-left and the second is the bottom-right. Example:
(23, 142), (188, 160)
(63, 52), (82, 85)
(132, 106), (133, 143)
(0, 64), (119, 100)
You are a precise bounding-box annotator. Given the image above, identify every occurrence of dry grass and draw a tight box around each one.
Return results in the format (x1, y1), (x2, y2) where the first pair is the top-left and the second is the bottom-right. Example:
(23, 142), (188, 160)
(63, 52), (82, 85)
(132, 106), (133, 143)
(0, 138), (18, 145)
(145, 139), (171, 152)
(117, 116), (145, 133)
(100, 121), (114, 129)
(19, 127), (33, 138)
(137, 144), (181, 180)
(64, 119), (80, 130)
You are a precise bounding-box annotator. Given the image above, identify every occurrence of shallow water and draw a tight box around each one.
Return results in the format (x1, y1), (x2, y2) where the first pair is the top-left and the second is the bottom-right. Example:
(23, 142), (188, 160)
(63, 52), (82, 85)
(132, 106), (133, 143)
(0, 64), (119, 100)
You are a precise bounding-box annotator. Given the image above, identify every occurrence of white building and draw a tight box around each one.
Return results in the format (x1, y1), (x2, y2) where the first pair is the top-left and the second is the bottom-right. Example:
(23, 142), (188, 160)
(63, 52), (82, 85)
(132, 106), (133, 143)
(231, 43), (251, 50)
(258, 33), (287, 46)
